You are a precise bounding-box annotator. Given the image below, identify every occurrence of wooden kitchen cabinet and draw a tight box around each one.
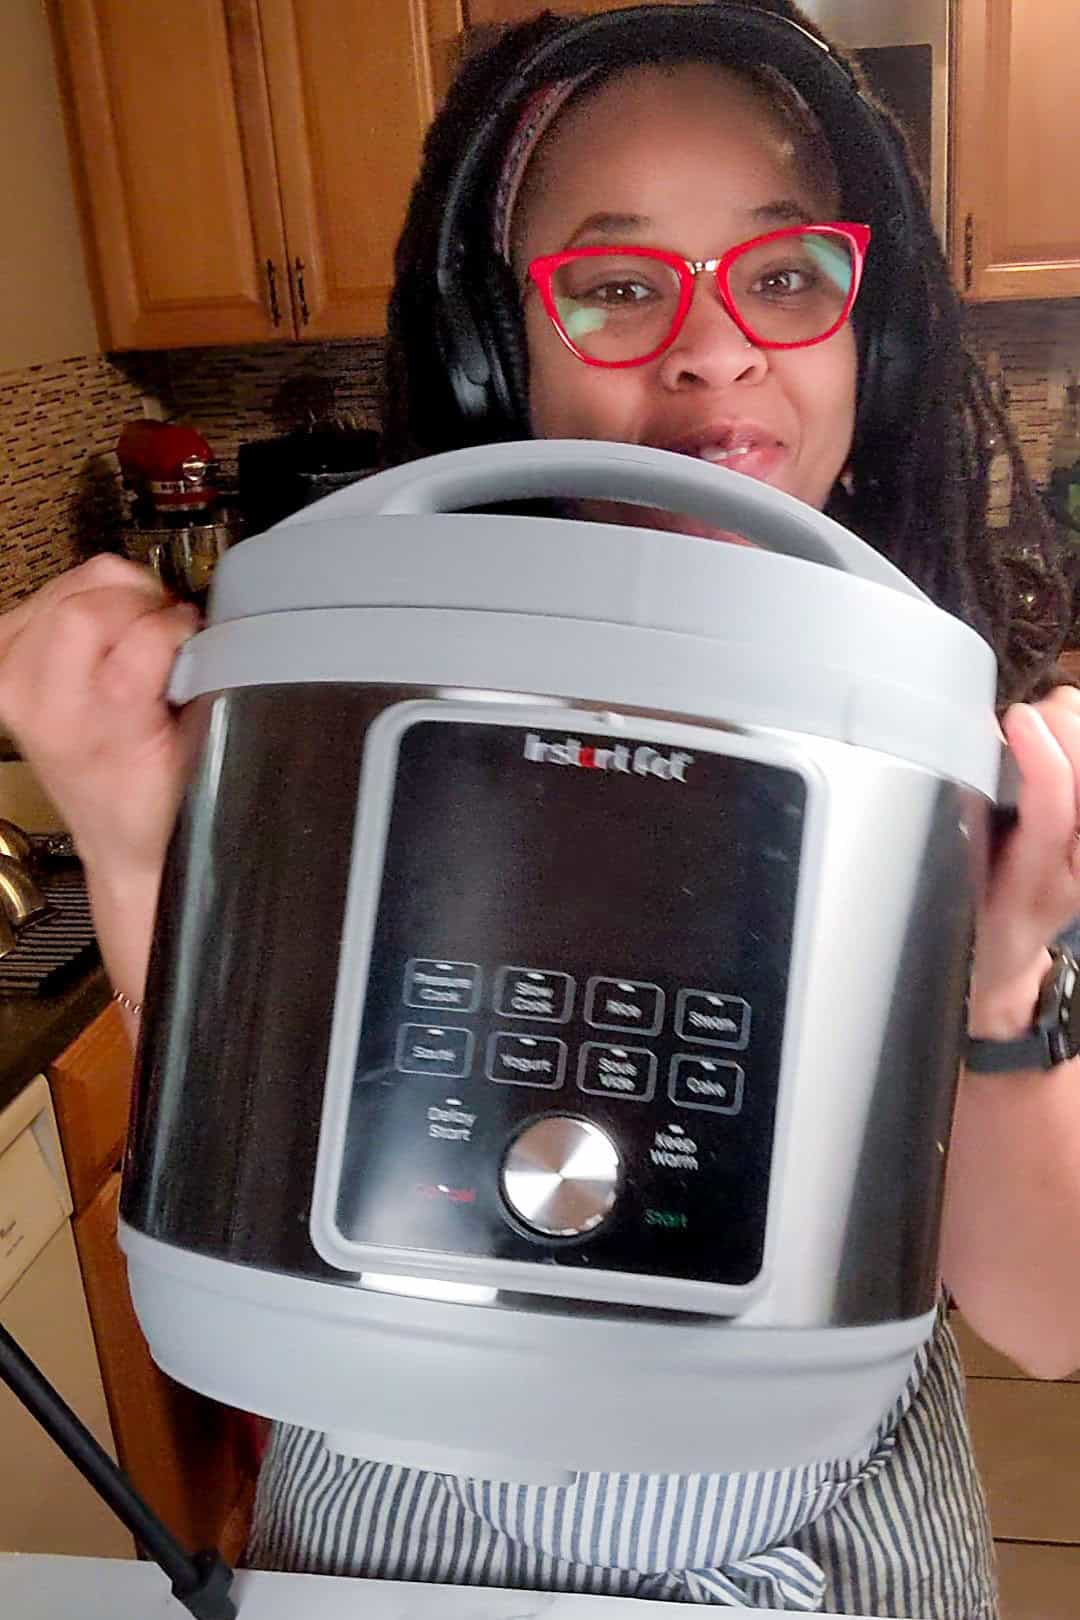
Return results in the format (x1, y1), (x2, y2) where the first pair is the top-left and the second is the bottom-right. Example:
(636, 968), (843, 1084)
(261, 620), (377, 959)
(74, 1171), (256, 1560)
(47, 0), (462, 348)
(48, 1004), (256, 1561)
(465, 0), (649, 21)
(257, 0), (461, 338)
(951, 0), (1080, 301)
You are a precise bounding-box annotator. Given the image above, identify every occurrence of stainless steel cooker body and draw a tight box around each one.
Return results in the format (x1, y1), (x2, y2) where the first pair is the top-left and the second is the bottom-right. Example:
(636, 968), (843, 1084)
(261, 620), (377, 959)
(118, 441), (1000, 1478)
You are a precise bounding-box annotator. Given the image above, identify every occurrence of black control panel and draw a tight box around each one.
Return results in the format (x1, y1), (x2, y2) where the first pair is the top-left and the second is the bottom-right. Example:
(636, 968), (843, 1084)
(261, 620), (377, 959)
(333, 719), (806, 1286)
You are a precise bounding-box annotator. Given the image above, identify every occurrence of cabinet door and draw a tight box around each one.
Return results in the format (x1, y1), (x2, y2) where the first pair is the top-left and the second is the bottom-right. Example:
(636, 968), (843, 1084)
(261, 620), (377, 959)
(48, 0), (289, 348)
(258, 0), (463, 339)
(952, 0), (1080, 300)
(47, 1003), (132, 1216)
(74, 1172), (256, 1560)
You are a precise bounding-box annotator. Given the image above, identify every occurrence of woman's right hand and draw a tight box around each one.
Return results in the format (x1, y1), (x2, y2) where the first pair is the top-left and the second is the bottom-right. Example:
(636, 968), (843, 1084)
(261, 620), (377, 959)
(0, 554), (200, 888)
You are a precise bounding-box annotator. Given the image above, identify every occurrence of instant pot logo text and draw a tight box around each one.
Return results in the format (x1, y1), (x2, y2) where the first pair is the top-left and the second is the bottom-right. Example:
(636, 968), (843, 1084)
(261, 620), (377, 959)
(523, 733), (694, 782)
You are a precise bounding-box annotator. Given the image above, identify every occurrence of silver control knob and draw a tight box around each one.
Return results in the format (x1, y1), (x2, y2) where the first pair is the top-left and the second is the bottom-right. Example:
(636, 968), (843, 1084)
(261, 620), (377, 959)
(500, 1116), (619, 1237)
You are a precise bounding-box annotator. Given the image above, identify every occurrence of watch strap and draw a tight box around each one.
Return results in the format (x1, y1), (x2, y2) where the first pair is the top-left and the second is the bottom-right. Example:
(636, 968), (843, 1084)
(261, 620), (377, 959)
(965, 945), (1079, 1074)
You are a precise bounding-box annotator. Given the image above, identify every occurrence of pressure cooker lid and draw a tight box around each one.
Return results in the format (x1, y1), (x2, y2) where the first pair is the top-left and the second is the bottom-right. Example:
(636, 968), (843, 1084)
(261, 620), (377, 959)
(195, 441), (1000, 795)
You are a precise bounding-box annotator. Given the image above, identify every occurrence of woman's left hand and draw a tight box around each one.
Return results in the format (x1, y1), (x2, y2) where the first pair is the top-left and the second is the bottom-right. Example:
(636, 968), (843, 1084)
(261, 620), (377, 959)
(970, 685), (1080, 1036)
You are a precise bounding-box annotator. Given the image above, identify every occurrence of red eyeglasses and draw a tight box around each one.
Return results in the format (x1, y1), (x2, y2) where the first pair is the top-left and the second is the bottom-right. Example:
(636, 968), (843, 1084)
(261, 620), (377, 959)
(527, 222), (871, 368)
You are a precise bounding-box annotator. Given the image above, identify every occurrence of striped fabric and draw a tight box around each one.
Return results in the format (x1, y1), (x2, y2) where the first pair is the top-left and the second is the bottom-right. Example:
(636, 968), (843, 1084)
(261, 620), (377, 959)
(247, 1307), (997, 1615)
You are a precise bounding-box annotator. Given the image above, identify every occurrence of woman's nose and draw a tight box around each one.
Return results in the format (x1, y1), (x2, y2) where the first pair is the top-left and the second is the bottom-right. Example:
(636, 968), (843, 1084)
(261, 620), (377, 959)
(656, 281), (768, 391)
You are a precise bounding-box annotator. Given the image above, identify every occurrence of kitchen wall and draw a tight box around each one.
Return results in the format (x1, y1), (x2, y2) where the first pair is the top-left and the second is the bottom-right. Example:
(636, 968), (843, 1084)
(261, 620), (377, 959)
(0, 0), (168, 610)
(0, 0), (98, 373)
(153, 340), (385, 478)
(0, 353), (166, 608)
(154, 303), (1080, 490)
(2, 305), (1078, 614)
(968, 301), (1080, 491)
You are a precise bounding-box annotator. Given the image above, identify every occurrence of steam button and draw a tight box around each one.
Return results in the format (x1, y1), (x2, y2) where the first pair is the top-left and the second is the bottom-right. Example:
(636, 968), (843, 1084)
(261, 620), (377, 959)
(500, 1116), (619, 1237)
(675, 990), (751, 1049)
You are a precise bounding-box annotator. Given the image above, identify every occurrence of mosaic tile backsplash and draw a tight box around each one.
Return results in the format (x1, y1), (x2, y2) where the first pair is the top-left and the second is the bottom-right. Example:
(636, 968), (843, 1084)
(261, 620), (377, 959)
(0, 350), (168, 608)
(0, 303), (1078, 615)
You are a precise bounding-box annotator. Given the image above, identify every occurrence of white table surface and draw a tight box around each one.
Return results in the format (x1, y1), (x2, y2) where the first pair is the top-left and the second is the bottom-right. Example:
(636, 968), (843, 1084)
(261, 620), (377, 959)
(0, 1555), (877, 1619)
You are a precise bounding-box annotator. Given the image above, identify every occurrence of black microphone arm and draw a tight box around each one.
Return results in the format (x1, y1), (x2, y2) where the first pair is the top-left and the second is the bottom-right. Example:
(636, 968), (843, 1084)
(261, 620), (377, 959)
(0, 1318), (237, 1620)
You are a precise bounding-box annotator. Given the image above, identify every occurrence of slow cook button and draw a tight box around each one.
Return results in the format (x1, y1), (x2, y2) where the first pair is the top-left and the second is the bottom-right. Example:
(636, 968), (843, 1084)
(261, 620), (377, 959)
(669, 1055), (744, 1115)
(403, 958), (481, 1013)
(584, 976), (664, 1035)
(487, 1033), (566, 1089)
(395, 1024), (473, 1079)
(577, 1042), (656, 1101)
(675, 989), (751, 1048)
(495, 966), (574, 1023)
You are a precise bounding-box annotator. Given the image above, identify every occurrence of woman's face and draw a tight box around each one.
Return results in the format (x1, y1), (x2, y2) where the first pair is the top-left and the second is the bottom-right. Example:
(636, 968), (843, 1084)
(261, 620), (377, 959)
(513, 64), (858, 538)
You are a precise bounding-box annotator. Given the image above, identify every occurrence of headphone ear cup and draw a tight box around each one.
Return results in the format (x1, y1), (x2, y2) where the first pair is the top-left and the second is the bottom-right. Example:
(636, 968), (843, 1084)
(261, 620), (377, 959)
(483, 256), (529, 427)
(436, 285), (497, 423)
(437, 255), (528, 432)
(854, 276), (921, 457)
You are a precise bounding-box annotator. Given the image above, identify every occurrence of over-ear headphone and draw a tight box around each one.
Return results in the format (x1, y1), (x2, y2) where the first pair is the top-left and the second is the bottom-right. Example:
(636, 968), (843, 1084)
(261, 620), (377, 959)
(432, 2), (929, 456)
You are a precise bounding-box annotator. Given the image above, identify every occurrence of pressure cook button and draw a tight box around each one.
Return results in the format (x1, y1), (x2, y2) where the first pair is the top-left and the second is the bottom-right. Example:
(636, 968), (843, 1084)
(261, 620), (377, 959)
(395, 1024), (473, 1079)
(669, 1055), (744, 1115)
(487, 1033), (566, 1089)
(403, 958), (481, 1013)
(495, 967), (574, 1023)
(675, 990), (751, 1049)
(577, 1042), (656, 1101)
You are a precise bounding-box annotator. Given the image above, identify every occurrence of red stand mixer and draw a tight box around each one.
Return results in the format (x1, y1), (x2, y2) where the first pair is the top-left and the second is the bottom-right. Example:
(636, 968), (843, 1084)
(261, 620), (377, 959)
(117, 421), (240, 604)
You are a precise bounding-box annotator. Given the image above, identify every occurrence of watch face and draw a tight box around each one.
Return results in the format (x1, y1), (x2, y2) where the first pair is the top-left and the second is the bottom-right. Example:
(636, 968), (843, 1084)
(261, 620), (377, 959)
(1056, 947), (1080, 1063)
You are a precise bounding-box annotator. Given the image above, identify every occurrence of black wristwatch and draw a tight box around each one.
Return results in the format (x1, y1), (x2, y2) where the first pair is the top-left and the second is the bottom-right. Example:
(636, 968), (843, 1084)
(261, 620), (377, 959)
(965, 944), (1080, 1073)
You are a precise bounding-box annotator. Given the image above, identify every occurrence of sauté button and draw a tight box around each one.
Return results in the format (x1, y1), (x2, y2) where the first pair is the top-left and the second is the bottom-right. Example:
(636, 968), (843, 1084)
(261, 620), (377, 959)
(395, 1024), (473, 1079)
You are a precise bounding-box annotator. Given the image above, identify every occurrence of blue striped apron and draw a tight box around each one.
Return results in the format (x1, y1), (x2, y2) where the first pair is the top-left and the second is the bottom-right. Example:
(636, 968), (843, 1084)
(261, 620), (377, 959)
(247, 1306), (997, 1616)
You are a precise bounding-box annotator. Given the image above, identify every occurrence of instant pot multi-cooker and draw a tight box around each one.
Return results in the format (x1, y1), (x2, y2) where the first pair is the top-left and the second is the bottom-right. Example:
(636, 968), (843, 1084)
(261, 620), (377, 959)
(119, 441), (1000, 1483)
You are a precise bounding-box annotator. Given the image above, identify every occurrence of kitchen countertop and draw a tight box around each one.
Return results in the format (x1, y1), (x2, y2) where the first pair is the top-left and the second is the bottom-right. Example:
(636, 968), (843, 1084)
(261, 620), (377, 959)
(0, 1557), (877, 1620)
(0, 958), (109, 1118)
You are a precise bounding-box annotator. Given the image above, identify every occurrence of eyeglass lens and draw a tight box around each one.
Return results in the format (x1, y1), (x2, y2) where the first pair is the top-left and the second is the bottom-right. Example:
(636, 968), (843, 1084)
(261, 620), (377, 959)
(550, 230), (857, 359)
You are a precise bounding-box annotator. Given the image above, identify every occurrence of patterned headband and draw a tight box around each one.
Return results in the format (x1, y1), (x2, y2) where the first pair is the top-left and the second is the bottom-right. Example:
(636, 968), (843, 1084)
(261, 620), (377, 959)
(492, 73), (598, 262)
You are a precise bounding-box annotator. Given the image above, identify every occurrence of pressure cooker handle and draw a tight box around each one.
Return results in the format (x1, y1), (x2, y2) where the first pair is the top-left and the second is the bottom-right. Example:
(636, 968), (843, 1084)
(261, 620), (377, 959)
(318, 439), (929, 602)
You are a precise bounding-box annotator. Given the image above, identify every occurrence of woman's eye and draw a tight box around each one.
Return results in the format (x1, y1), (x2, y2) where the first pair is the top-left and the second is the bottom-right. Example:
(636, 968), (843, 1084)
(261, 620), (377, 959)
(585, 278), (656, 307)
(751, 264), (817, 298)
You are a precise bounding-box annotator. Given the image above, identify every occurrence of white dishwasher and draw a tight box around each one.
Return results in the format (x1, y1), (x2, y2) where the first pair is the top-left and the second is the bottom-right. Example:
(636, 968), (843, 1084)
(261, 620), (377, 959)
(0, 1074), (132, 1557)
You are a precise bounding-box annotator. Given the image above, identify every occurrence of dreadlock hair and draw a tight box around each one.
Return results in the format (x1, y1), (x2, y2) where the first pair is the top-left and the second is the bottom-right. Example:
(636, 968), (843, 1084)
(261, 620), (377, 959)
(382, 1), (1068, 705)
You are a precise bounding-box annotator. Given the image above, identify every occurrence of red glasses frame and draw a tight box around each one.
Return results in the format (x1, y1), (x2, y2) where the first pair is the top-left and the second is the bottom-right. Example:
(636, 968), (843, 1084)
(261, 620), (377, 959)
(527, 222), (871, 368)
